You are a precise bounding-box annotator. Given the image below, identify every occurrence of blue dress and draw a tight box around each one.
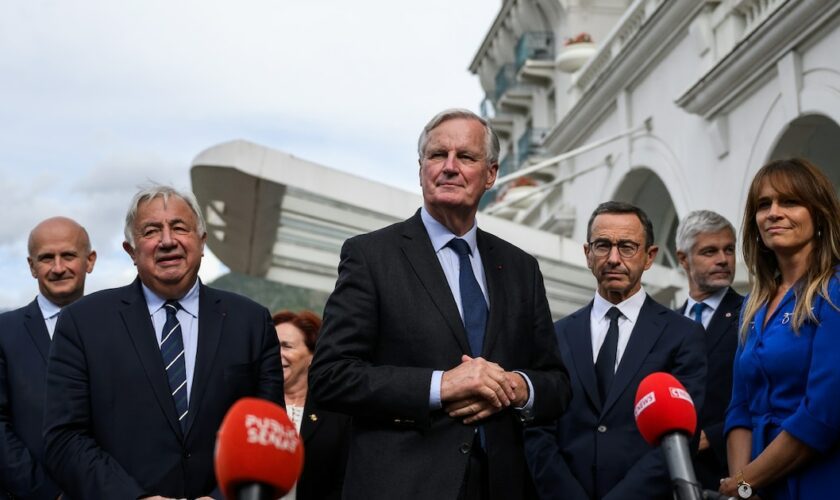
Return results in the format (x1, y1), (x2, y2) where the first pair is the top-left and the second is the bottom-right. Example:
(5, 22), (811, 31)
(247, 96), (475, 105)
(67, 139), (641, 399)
(725, 275), (840, 499)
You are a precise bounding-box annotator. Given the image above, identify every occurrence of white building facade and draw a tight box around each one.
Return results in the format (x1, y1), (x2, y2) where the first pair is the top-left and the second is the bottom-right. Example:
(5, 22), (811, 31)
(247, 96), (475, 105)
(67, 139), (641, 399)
(191, 0), (840, 317)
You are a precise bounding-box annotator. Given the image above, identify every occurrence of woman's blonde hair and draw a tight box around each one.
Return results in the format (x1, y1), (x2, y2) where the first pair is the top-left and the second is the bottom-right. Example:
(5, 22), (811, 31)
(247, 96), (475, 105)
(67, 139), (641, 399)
(740, 158), (840, 340)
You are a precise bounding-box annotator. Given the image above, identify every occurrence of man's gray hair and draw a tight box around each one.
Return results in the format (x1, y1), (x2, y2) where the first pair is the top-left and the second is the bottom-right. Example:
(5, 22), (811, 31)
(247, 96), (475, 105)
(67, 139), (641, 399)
(417, 108), (501, 165)
(675, 210), (736, 253)
(123, 184), (207, 248)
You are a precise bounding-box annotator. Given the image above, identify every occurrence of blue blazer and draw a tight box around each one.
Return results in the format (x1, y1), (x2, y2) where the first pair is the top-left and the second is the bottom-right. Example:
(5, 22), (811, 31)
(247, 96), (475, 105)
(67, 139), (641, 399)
(0, 299), (61, 500)
(42, 279), (284, 500)
(525, 296), (707, 500)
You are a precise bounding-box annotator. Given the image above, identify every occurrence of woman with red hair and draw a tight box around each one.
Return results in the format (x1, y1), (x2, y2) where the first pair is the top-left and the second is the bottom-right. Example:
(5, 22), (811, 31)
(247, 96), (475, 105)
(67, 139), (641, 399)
(273, 310), (350, 500)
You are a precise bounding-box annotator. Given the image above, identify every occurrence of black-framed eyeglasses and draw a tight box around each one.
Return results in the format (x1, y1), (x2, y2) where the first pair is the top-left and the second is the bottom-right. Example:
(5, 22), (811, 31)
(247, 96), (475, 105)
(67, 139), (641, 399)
(588, 239), (642, 258)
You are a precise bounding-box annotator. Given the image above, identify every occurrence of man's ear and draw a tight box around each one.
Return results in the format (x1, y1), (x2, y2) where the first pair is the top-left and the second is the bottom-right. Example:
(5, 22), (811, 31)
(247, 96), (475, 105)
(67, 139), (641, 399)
(676, 250), (689, 273)
(122, 241), (137, 264)
(644, 245), (659, 270)
(27, 256), (37, 278)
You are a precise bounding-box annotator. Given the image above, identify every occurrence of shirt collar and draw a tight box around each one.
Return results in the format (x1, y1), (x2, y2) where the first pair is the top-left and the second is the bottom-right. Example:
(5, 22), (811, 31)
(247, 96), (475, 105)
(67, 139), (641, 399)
(420, 206), (479, 254)
(141, 279), (200, 318)
(592, 286), (647, 323)
(36, 293), (62, 319)
(687, 286), (728, 314)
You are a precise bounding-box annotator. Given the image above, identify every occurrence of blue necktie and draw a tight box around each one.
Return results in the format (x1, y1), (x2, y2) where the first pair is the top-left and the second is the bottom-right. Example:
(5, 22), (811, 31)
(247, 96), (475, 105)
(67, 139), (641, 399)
(691, 302), (706, 325)
(161, 300), (188, 431)
(595, 307), (621, 404)
(447, 238), (488, 357)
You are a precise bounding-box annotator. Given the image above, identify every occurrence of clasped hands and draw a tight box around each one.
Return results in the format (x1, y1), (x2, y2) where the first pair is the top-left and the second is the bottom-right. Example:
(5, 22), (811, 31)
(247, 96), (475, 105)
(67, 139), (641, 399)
(441, 355), (528, 424)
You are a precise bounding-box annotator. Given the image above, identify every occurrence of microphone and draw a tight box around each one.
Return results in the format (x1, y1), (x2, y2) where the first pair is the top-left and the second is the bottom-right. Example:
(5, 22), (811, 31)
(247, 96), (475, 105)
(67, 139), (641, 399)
(215, 397), (304, 500)
(634, 372), (702, 500)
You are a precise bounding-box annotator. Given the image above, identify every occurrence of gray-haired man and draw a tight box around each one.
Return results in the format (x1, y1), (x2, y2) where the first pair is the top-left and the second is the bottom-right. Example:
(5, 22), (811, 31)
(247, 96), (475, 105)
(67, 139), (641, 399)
(43, 185), (283, 500)
(675, 209), (743, 490)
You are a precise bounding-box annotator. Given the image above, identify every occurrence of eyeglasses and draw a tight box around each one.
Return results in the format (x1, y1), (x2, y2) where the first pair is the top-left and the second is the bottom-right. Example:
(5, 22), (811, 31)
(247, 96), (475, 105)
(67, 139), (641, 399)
(588, 239), (642, 258)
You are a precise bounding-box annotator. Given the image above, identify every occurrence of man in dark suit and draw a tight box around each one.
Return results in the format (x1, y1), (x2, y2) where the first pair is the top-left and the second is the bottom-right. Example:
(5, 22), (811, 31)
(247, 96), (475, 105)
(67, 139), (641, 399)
(525, 201), (707, 500)
(1, 217), (96, 499)
(43, 186), (283, 500)
(675, 210), (743, 490)
(308, 108), (571, 500)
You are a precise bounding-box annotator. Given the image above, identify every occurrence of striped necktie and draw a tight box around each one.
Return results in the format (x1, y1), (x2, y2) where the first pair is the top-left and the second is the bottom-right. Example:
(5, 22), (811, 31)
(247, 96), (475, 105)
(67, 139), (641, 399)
(161, 300), (188, 431)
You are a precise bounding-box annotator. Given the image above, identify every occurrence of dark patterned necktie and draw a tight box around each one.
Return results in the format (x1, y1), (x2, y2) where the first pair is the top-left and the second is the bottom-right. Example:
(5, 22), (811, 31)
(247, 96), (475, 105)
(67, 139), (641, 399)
(446, 238), (488, 357)
(161, 300), (188, 430)
(595, 307), (621, 403)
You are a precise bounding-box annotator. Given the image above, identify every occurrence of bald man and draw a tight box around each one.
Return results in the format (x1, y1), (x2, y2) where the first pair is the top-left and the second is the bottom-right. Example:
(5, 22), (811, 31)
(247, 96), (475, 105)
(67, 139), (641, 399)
(0, 217), (96, 499)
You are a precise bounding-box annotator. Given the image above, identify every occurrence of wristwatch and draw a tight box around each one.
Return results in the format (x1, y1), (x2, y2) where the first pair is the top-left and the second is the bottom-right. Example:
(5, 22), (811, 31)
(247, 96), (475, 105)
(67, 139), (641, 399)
(735, 470), (753, 499)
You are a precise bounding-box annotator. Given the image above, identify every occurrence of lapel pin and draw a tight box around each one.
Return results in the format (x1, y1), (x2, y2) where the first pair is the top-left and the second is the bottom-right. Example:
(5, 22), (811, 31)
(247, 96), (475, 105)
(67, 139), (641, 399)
(725, 312), (732, 318)
(308, 413), (318, 422)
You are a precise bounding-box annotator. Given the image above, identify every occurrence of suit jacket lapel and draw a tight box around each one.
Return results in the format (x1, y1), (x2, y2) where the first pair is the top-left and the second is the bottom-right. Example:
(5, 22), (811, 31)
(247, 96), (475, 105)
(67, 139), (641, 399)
(566, 304), (602, 412)
(299, 401), (321, 444)
(604, 296), (665, 414)
(23, 299), (51, 363)
(478, 230), (504, 357)
(400, 212), (471, 354)
(705, 288), (741, 352)
(120, 279), (183, 438)
(185, 284), (224, 437)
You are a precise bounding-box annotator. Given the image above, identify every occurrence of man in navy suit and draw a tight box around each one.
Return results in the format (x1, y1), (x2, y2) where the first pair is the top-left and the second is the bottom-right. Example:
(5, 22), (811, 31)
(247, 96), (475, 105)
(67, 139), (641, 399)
(309, 109), (570, 500)
(525, 201), (706, 500)
(1, 216), (96, 500)
(43, 186), (283, 500)
(674, 210), (743, 490)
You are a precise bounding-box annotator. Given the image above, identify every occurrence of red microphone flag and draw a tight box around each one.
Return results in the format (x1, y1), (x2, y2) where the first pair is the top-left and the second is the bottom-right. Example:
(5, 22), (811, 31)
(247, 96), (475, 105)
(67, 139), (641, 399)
(633, 372), (697, 446)
(215, 397), (304, 499)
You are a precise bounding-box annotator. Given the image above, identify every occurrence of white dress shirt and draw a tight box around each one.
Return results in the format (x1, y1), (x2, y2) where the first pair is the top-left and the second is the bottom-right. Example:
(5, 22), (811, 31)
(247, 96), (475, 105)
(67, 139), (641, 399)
(590, 287), (648, 371)
(36, 294), (62, 339)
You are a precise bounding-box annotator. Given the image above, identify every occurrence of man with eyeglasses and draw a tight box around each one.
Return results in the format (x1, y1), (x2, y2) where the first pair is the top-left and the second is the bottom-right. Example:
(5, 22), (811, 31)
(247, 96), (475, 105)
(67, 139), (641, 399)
(525, 201), (706, 500)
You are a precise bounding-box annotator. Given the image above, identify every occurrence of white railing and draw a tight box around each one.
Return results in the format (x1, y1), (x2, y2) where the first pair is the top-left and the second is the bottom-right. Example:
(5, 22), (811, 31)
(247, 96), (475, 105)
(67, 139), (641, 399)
(574, 0), (666, 93)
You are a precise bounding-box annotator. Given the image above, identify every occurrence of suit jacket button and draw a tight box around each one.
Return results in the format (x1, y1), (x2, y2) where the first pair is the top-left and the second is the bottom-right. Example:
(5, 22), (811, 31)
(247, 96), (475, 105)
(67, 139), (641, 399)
(597, 425), (607, 433)
(459, 442), (471, 454)
(184, 452), (192, 459)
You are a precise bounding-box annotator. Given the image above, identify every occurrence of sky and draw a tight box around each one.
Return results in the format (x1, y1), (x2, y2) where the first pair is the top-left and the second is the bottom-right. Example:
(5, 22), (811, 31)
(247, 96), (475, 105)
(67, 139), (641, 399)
(0, 0), (500, 309)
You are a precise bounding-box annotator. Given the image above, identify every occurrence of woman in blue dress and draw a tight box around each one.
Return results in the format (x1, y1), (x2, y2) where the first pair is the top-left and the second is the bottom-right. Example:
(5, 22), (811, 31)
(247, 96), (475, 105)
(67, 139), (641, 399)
(720, 158), (840, 499)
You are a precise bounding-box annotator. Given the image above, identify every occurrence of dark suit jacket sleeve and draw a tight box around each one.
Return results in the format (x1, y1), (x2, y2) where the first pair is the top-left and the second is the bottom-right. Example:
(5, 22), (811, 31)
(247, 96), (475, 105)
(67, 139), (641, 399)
(308, 237), (435, 425)
(524, 423), (589, 500)
(43, 307), (146, 499)
(0, 340), (59, 499)
(516, 261), (571, 423)
(603, 320), (707, 500)
(256, 307), (285, 405)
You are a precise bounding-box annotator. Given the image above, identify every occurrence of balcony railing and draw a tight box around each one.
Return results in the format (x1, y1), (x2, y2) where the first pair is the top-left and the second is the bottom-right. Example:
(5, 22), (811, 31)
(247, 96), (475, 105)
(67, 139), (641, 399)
(515, 32), (555, 74)
(494, 64), (517, 102)
(516, 127), (548, 166)
(498, 154), (515, 178)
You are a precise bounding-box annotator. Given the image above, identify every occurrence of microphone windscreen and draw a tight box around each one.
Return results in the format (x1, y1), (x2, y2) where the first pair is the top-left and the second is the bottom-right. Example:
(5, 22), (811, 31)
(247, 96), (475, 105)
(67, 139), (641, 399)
(215, 397), (304, 499)
(633, 372), (697, 446)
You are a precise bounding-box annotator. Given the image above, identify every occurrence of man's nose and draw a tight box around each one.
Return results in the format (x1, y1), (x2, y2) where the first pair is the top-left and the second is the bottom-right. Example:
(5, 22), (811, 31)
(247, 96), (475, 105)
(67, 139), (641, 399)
(51, 257), (67, 274)
(606, 245), (622, 264)
(158, 226), (176, 247)
(442, 152), (458, 172)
